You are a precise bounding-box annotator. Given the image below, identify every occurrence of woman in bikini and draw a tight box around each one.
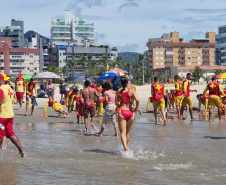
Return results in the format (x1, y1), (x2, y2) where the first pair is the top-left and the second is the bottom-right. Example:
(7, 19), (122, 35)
(116, 77), (139, 151)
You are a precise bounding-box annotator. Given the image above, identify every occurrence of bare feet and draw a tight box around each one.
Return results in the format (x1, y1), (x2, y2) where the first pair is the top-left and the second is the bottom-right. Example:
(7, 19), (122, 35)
(163, 120), (167, 126)
(154, 122), (160, 125)
(25, 114), (28, 116)
(64, 114), (66, 118)
(96, 132), (103, 136)
(19, 108), (22, 111)
(31, 112), (34, 115)
(114, 134), (118, 137)
(20, 151), (25, 158)
(91, 124), (95, 128)
(1, 146), (6, 150)
(191, 117), (196, 120)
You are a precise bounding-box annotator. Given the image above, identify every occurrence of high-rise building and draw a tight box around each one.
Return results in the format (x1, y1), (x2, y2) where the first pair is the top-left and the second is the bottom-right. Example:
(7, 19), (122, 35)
(215, 25), (226, 66)
(0, 19), (24, 48)
(51, 10), (94, 45)
(147, 31), (216, 70)
(0, 38), (40, 77)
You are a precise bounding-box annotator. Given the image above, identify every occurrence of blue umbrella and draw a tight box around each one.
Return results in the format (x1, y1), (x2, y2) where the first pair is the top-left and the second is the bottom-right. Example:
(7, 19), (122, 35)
(69, 76), (95, 82)
(98, 72), (120, 80)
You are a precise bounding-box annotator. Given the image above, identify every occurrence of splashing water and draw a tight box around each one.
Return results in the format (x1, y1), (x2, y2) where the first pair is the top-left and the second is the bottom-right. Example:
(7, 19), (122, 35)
(153, 162), (196, 171)
(119, 145), (165, 160)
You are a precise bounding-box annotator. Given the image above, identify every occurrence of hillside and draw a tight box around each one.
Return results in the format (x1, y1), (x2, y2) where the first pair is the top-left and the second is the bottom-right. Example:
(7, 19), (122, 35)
(119, 52), (141, 63)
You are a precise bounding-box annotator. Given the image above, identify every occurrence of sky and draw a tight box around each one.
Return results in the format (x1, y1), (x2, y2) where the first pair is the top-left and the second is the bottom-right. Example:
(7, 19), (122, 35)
(1, 0), (226, 53)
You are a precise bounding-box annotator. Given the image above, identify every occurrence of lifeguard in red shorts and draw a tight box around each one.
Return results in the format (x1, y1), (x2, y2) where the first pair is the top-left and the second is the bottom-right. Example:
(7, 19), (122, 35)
(15, 76), (25, 110)
(0, 74), (25, 157)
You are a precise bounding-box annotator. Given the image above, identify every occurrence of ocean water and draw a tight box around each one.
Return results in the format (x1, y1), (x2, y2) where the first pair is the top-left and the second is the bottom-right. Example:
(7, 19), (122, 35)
(1, 113), (226, 185)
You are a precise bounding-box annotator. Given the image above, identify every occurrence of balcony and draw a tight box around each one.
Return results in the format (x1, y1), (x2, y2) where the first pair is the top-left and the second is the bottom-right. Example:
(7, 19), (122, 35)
(203, 54), (210, 57)
(165, 60), (173, 63)
(179, 60), (186, 63)
(165, 49), (173, 51)
(179, 54), (186, 57)
(179, 49), (185, 52)
(165, 54), (173, 57)
(203, 49), (210, 52)
(203, 59), (210, 63)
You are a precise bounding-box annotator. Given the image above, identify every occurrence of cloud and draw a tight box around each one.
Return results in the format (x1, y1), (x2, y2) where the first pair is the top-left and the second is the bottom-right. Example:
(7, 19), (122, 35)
(118, 0), (139, 12)
(95, 32), (105, 43)
(185, 8), (226, 14)
(68, 0), (104, 14)
(116, 44), (139, 52)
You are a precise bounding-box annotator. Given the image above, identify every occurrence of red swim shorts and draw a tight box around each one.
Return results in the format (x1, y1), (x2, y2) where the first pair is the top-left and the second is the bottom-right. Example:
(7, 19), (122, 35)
(0, 118), (15, 138)
(16, 92), (24, 101)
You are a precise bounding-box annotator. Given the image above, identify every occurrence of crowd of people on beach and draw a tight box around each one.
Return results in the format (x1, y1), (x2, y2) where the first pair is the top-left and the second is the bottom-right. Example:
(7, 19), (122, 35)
(0, 71), (226, 157)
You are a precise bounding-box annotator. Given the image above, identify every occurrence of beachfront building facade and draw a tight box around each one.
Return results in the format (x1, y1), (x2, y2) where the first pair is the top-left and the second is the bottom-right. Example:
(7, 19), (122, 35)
(216, 25), (226, 66)
(51, 10), (94, 45)
(0, 38), (40, 77)
(147, 32), (216, 70)
(0, 19), (25, 48)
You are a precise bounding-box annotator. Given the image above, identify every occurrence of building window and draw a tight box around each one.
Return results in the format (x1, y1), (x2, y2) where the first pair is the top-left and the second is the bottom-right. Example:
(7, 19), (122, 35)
(156, 57), (159, 60)
(25, 53), (29, 55)
(188, 52), (191, 55)
(160, 46), (163, 48)
(156, 51), (159, 54)
(160, 62), (163, 65)
(156, 46), (159, 49)
(188, 62), (191, 65)
(203, 45), (209, 49)
(156, 62), (159, 65)
(166, 57), (173, 60)
(1, 41), (5, 45)
(198, 57), (201, 60)
(198, 51), (201, 54)
(160, 51), (163, 54)
(160, 57), (164, 60)
(166, 51), (173, 55)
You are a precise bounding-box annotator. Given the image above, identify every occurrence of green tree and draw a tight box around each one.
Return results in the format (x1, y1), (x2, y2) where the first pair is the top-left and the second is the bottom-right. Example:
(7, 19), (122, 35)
(203, 76), (210, 84)
(61, 65), (68, 79)
(78, 56), (88, 69)
(66, 60), (77, 78)
(44, 65), (62, 75)
(99, 55), (110, 72)
(192, 67), (204, 84)
(155, 71), (166, 83)
(214, 69), (223, 76)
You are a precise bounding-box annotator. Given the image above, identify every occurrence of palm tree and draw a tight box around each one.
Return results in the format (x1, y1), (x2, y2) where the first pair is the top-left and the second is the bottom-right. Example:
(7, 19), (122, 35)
(44, 65), (62, 75)
(66, 60), (77, 78)
(214, 69), (223, 76)
(156, 71), (165, 83)
(203, 76), (210, 84)
(78, 56), (88, 69)
(61, 65), (68, 79)
(192, 67), (204, 84)
(114, 56), (123, 68)
(99, 55), (109, 72)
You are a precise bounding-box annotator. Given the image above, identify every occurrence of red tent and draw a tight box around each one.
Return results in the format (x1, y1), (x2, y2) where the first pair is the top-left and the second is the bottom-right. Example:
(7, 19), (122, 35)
(106, 68), (127, 76)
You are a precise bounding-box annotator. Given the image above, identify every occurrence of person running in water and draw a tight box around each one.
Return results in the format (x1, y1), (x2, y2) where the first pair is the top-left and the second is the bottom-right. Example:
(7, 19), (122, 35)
(80, 80), (100, 132)
(203, 76), (226, 122)
(96, 82), (118, 137)
(0, 74), (25, 157)
(116, 77), (139, 151)
(25, 78), (37, 116)
(180, 73), (197, 120)
(151, 77), (167, 126)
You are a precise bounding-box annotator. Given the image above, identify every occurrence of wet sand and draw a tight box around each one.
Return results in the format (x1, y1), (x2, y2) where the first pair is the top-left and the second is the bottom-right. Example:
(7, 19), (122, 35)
(1, 84), (226, 185)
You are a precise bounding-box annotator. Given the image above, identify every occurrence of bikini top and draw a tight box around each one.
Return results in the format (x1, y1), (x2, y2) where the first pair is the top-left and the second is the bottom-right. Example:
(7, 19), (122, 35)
(120, 90), (132, 104)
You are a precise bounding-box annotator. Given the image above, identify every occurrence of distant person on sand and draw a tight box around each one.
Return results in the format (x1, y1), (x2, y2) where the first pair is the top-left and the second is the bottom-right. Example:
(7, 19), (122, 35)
(80, 80), (100, 132)
(25, 78), (37, 116)
(203, 76), (226, 122)
(0, 74), (25, 157)
(46, 79), (55, 101)
(116, 77), (139, 151)
(59, 79), (67, 101)
(151, 77), (167, 126)
(112, 74), (120, 91)
(180, 73), (197, 120)
(15, 76), (25, 110)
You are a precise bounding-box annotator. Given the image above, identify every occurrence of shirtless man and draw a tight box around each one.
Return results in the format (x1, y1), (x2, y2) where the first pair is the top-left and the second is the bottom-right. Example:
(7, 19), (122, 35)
(80, 80), (100, 132)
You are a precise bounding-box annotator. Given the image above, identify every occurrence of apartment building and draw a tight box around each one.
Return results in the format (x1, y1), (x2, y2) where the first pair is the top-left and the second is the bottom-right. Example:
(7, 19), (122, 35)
(0, 38), (40, 77)
(215, 25), (226, 66)
(147, 32), (216, 70)
(51, 10), (94, 45)
(0, 19), (24, 48)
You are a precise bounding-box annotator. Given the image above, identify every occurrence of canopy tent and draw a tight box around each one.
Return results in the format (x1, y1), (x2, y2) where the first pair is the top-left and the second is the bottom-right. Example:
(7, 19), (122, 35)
(106, 68), (127, 76)
(34, 72), (61, 79)
(98, 72), (120, 80)
(69, 76), (95, 82)
(22, 75), (32, 82)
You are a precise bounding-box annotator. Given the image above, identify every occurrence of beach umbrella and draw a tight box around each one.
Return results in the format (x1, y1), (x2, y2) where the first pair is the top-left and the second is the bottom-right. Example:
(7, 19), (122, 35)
(106, 68), (127, 76)
(98, 72), (120, 80)
(216, 73), (226, 79)
(34, 72), (61, 79)
(69, 76), (95, 82)
(22, 75), (32, 82)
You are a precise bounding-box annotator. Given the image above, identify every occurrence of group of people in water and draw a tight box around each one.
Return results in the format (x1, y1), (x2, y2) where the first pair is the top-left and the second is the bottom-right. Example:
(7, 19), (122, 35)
(0, 71), (226, 157)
